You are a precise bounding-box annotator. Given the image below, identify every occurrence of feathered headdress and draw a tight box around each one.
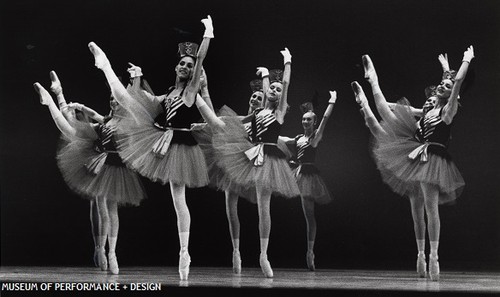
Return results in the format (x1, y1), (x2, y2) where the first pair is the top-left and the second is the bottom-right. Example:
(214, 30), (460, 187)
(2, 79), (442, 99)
(269, 69), (283, 83)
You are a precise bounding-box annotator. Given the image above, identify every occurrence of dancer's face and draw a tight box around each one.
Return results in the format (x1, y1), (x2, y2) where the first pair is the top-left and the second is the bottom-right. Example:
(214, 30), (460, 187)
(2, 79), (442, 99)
(266, 82), (283, 103)
(422, 96), (436, 114)
(302, 111), (316, 129)
(436, 79), (453, 99)
(109, 96), (119, 112)
(175, 56), (195, 80)
(249, 91), (264, 109)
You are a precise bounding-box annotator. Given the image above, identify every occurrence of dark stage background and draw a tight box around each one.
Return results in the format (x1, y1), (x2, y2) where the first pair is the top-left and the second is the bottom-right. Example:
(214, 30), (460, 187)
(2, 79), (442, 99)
(1, 0), (499, 271)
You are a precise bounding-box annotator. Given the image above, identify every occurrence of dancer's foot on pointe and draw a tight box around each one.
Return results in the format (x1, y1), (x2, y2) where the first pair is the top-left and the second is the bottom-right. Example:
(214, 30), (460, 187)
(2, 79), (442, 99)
(33, 83), (51, 106)
(232, 250), (242, 274)
(49, 71), (62, 96)
(96, 247), (108, 271)
(416, 253), (427, 278)
(351, 81), (368, 107)
(362, 55), (378, 83)
(108, 252), (119, 275)
(429, 255), (440, 281)
(306, 250), (315, 271)
(259, 253), (273, 278)
(88, 42), (110, 70)
(179, 250), (191, 281)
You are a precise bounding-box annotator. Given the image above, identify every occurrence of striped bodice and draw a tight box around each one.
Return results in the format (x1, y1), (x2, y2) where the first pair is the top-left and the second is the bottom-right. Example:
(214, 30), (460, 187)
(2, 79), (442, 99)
(415, 107), (451, 146)
(251, 108), (281, 143)
(295, 133), (316, 163)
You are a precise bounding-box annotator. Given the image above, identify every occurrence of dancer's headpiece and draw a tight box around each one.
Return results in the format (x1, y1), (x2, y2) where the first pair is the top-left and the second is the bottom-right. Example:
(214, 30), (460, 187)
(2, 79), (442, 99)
(178, 42), (199, 59)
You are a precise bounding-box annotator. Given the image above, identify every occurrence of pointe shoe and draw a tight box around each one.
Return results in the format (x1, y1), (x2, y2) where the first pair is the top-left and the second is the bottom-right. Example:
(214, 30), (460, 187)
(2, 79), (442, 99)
(88, 42), (110, 69)
(259, 254), (273, 278)
(108, 252), (119, 275)
(306, 250), (315, 271)
(350, 81), (367, 107)
(429, 255), (440, 281)
(179, 251), (191, 281)
(232, 250), (242, 274)
(33, 83), (50, 106)
(96, 247), (108, 271)
(416, 254), (427, 278)
(49, 71), (62, 96)
(362, 55), (378, 83)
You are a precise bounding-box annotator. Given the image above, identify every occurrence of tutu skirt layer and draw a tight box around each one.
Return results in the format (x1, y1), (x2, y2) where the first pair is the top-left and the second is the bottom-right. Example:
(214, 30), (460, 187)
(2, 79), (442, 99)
(372, 105), (464, 204)
(56, 137), (146, 206)
(113, 90), (208, 188)
(293, 167), (332, 205)
(212, 116), (300, 199)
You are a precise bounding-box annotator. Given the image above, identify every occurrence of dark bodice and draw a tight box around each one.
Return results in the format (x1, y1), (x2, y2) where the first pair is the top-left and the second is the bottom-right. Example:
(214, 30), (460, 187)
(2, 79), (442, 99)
(250, 108), (284, 158)
(95, 122), (123, 166)
(155, 90), (202, 146)
(414, 107), (452, 159)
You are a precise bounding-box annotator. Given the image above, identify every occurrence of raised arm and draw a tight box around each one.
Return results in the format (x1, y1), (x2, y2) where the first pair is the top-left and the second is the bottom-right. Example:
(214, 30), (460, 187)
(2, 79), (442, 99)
(199, 67), (215, 112)
(67, 102), (105, 124)
(442, 45), (474, 124)
(276, 48), (292, 122)
(184, 15), (213, 106)
(310, 91), (336, 147)
(256, 67), (270, 107)
(278, 136), (295, 145)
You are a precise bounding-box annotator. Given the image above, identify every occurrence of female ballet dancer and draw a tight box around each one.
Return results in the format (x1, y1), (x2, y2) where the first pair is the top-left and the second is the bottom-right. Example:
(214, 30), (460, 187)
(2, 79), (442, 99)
(34, 72), (146, 275)
(351, 46), (474, 281)
(193, 48), (301, 278)
(220, 78), (265, 274)
(87, 15), (214, 281)
(279, 91), (336, 271)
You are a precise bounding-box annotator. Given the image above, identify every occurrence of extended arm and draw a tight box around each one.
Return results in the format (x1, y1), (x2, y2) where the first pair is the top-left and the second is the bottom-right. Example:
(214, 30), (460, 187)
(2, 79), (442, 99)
(256, 67), (270, 108)
(442, 46), (474, 124)
(310, 91), (336, 147)
(276, 48), (292, 122)
(199, 67), (215, 112)
(184, 15), (213, 106)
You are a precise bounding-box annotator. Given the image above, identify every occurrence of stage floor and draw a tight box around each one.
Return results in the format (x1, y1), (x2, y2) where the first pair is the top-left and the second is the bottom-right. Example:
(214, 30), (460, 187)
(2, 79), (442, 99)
(1, 266), (499, 296)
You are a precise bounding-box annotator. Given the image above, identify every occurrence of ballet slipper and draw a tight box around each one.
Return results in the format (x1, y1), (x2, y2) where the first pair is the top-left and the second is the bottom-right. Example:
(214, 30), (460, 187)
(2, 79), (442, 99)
(33, 83), (51, 106)
(306, 250), (315, 271)
(88, 42), (110, 70)
(96, 247), (108, 271)
(179, 250), (191, 281)
(362, 55), (378, 83)
(49, 71), (62, 96)
(416, 253), (427, 278)
(259, 253), (273, 278)
(429, 255), (440, 281)
(232, 250), (242, 274)
(108, 252), (119, 275)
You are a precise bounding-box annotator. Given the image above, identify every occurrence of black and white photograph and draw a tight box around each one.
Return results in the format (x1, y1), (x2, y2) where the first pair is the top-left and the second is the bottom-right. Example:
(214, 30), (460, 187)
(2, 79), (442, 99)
(1, 0), (499, 296)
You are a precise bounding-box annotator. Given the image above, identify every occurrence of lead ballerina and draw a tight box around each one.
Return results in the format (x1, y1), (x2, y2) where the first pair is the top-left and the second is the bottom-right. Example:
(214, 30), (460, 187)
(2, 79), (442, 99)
(88, 15), (214, 281)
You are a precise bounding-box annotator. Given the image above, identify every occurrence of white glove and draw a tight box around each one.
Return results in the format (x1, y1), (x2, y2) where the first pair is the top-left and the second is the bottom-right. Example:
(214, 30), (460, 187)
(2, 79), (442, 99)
(256, 67), (269, 77)
(328, 91), (337, 104)
(280, 47), (292, 64)
(462, 45), (474, 63)
(127, 62), (143, 78)
(201, 15), (214, 38)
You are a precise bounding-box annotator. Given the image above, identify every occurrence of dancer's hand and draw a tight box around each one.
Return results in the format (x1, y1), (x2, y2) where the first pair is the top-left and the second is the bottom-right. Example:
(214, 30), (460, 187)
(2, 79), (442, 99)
(438, 53), (450, 71)
(202, 15), (214, 38)
(280, 47), (292, 64)
(462, 45), (474, 63)
(328, 91), (337, 104)
(49, 71), (63, 95)
(256, 67), (269, 77)
(127, 62), (143, 78)
(67, 102), (84, 111)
